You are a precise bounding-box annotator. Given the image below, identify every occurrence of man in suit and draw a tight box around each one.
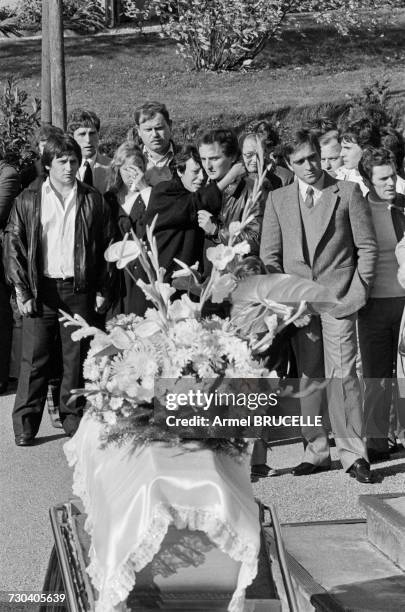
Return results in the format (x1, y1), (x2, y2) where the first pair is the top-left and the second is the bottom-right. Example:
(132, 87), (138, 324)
(134, 101), (176, 187)
(68, 109), (111, 194)
(260, 129), (378, 483)
(0, 157), (20, 393)
(4, 134), (113, 445)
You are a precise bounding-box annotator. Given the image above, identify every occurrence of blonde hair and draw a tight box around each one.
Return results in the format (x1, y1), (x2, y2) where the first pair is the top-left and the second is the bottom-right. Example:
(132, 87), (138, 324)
(108, 141), (146, 191)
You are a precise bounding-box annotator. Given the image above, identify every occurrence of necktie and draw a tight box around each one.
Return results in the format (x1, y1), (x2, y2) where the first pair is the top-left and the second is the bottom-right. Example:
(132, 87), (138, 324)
(130, 194), (146, 238)
(82, 161), (93, 187)
(304, 186), (314, 209)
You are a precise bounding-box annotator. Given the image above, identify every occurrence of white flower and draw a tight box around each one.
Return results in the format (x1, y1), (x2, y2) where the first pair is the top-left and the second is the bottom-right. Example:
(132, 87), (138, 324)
(206, 244), (236, 270)
(110, 396), (124, 411)
(104, 236), (141, 269)
(233, 241), (250, 256)
(109, 327), (132, 350)
(172, 260), (199, 278)
(103, 411), (118, 425)
(168, 294), (200, 321)
(211, 273), (237, 303)
(155, 281), (176, 304)
(228, 221), (242, 238)
(83, 358), (100, 381)
(134, 319), (161, 338)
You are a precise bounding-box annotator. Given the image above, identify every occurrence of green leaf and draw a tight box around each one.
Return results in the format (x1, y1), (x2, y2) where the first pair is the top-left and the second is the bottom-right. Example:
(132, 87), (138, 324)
(232, 273), (339, 312)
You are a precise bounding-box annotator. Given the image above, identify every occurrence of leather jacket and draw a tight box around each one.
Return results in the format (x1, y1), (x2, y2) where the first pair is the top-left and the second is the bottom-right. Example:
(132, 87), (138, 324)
(3, 178), (114, 304)
(213, 176), (264, 255)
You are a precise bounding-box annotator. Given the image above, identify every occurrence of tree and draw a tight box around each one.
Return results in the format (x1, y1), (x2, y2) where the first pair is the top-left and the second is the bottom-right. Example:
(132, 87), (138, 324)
(134, 0), (398, 71)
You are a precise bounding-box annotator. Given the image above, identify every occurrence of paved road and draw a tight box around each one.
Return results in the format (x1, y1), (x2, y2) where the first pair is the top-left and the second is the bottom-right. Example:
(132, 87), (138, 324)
(0, 388), (72, 600)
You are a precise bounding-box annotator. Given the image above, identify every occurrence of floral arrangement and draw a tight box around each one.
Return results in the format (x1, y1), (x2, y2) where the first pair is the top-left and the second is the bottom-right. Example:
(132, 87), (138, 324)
(61, 138), (337, 453)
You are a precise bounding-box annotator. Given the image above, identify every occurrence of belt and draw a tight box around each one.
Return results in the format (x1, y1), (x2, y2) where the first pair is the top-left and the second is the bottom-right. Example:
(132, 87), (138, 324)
(43, 276), (74, 283)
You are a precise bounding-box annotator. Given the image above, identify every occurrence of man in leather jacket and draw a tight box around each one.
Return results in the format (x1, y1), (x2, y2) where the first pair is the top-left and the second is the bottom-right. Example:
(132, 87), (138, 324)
(4, 134), (113, 445)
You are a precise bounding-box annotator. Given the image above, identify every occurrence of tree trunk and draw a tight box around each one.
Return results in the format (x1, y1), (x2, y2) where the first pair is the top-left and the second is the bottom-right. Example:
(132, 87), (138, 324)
(49, 0), (66, 130)
(41, 0), (51, 124)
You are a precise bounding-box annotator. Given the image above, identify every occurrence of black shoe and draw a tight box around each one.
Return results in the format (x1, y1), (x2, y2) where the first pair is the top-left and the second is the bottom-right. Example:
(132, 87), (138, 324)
(367, 449), (390, 464)
(0, 381), (8, 395)
(251, 464), (272, 478)
(15, 435), (35, 447)
(292, 461), (331, 476)
(348, 458), (373, 483)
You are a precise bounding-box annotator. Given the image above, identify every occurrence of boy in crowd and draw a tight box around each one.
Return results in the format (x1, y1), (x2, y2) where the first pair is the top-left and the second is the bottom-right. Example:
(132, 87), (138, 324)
(68, 109), (112, 193)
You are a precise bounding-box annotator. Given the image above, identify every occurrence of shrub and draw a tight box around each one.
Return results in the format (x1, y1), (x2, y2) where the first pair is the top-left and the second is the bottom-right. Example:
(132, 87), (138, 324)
(138, 0), (398, 71)
(16, 0), (105, 34)
(0, 78), (40, 169)
(0, 6), (21, 37)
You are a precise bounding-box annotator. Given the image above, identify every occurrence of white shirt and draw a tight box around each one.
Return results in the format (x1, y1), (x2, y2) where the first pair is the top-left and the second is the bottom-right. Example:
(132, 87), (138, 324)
(78, 153), (96, 181)
(120, 186), (152, 216)
(143, 143), (174, 169)
(298, 178), (324, 206)
(335, 166), (369, 196)
(41, 178), (76, 278)
(396, 174), (405, 195)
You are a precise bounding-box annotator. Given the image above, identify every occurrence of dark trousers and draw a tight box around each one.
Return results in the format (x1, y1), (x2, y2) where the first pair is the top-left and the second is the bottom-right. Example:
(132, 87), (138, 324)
(0, 279), (13, 385)
(12, 278), (94, 438)
(358, 296), (405, 452)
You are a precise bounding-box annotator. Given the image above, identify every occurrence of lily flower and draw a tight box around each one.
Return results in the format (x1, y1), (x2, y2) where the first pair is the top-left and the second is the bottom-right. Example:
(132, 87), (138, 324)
(104, 234), (141, 269)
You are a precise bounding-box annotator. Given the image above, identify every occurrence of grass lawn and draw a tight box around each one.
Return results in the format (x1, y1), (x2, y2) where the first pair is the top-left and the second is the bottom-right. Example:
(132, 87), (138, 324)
(1, 9), (405, 144)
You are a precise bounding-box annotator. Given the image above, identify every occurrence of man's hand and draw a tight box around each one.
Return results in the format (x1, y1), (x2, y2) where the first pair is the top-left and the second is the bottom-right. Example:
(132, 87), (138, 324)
(293, 314), (312, 328)
(227, 162), (247, 183)
(95, 294), (107, 313)
(198, 210), (217, 235)
(16, 297), (36, 317)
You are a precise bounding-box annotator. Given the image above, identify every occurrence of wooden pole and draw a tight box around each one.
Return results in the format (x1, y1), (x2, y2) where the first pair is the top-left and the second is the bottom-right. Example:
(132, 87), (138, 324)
(41, 0), (51, 124)
(49, 0), (67, 130)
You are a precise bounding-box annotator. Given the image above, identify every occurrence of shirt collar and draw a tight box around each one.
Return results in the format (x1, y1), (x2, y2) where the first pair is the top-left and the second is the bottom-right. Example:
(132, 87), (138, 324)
(298, 173), (325, 201)
(44, 176), (77, 199)
(81, 153), (97, 169)
(143, 142), (174, 166)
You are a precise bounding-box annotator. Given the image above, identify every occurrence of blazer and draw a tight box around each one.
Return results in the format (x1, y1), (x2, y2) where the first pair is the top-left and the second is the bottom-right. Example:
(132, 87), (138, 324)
(260, 172), (378, 319)
(79, 152), (111, 194)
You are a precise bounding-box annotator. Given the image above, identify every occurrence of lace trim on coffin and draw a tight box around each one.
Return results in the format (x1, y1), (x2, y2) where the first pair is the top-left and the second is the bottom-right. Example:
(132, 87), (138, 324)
(88, 504), (258, 612)
(65, 435), (258, 612)
(65, 440), (258, 612)
(64, 437), (95, 535)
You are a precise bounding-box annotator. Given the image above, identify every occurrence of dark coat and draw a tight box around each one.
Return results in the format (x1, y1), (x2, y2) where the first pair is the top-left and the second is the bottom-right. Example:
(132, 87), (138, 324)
(0, 161), (20, 281)
(104, 189), (149, 316)
(146, 177), (223, 280)
(0, 161), (20, 230)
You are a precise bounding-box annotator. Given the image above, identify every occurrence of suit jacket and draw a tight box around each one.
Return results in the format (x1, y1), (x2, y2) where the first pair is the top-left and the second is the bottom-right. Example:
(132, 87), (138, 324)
(93, 152), (112, 194)
(260, 172), (378, 318)
(79, 152), (111, 194)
